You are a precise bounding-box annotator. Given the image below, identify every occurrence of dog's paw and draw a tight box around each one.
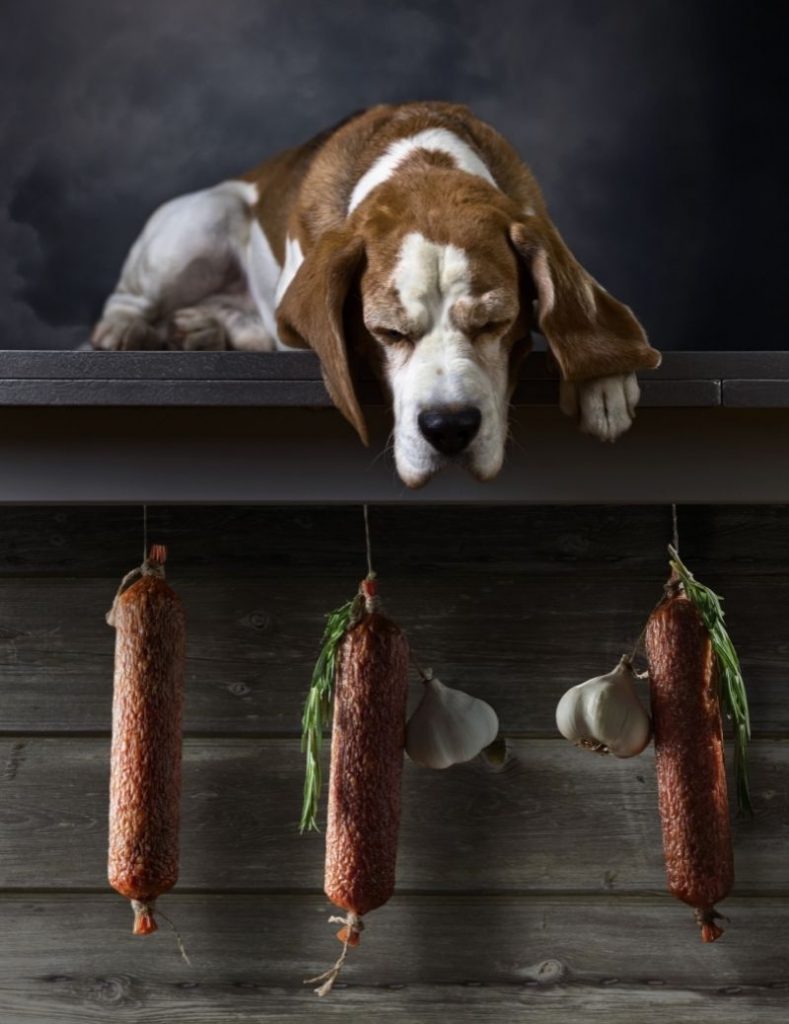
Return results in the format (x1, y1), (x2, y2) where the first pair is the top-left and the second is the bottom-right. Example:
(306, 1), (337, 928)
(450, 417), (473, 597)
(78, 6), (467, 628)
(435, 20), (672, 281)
(92, 317), (163, 350)
(560, 372), (640, 442)
(225, 319), (278, 352)
(167, 309), (229, 351)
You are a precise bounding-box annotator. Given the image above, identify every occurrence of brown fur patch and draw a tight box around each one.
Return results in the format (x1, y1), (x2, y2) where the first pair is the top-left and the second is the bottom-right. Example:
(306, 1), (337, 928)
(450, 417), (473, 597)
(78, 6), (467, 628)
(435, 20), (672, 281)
(248, 100), (660, 435)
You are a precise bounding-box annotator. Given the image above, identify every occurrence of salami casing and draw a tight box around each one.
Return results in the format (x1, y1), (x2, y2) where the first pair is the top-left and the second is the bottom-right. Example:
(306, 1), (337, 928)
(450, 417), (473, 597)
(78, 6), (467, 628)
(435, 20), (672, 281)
(107, 545), (186, 935)
(324, 581), (410, 946)
(646, 578), (733, 941)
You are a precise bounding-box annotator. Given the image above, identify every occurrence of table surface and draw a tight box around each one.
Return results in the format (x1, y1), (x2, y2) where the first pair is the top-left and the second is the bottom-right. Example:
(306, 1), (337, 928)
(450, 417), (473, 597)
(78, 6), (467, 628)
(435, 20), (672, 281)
(1, 350), (788, 407)
(1, 351), (788, 503)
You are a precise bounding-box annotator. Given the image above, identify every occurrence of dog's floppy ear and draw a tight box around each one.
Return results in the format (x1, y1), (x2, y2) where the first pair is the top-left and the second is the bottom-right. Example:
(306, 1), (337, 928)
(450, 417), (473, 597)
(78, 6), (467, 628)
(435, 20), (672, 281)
(276, 229), (368, 444)
(509, 219), (661, 381)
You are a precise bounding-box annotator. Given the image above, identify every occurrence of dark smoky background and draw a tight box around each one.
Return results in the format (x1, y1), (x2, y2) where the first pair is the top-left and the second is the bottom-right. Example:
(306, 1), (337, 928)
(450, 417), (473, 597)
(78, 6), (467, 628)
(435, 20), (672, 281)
(0, 0), (785, 350)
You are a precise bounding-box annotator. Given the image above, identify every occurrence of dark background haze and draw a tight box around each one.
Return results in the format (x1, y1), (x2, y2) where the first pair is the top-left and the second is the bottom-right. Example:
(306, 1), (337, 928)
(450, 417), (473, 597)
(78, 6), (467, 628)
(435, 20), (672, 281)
(0, 0), (785, 350)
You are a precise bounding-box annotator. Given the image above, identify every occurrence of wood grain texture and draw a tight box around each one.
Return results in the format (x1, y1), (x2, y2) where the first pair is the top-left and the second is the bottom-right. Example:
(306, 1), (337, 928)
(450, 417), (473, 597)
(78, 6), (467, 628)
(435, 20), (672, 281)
(1, 737), (787, 893)
(1, 505), (788, 578)
(2, 505), (788, 1024)
(0, 894), (788, 1023)
(0, 571), (785, 734)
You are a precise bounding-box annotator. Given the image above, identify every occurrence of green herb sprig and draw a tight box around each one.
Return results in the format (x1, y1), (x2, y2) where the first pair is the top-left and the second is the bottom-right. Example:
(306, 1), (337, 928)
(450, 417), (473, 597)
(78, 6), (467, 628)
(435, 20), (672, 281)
(299, 593), (361, 832)
(668, 545), (753, 816)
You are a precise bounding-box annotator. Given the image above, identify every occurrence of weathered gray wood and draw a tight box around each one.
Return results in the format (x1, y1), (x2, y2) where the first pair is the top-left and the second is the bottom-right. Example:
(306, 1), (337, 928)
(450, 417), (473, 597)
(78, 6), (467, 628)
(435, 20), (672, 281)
(0, 504), (719, 577)
(0, 737), (785, 892)
(0, 504), (787, 1024)
(0, 572), (785, 733)
(2, 983), (787, 1024)
(0, 893), (788, 1024)
(1, 504), (787, 578)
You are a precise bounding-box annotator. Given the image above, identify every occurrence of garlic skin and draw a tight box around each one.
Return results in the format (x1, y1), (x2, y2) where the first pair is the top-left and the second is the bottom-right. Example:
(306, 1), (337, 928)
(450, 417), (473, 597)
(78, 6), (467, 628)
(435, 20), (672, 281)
(406, 676), (499, 769)
(555, 656), (651, 758)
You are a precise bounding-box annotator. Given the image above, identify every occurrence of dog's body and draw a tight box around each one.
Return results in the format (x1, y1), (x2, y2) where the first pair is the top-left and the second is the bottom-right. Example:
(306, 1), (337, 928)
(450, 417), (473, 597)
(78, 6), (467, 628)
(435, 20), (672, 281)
(93, 102), (661, 486)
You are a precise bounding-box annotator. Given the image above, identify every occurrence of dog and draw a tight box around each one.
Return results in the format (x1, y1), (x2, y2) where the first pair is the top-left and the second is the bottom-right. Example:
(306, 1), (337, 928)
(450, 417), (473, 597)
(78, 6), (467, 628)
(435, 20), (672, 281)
(92, 101), (661, 487)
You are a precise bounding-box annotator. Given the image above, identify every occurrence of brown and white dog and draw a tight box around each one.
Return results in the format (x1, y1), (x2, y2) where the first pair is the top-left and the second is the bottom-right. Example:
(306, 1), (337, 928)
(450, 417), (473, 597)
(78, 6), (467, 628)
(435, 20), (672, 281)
(92, 101), (661, 487)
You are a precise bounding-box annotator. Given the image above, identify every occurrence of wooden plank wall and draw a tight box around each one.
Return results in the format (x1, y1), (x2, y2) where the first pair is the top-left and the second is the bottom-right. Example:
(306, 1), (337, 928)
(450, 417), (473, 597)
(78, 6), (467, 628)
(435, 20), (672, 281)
(1, 505), (788, 1023)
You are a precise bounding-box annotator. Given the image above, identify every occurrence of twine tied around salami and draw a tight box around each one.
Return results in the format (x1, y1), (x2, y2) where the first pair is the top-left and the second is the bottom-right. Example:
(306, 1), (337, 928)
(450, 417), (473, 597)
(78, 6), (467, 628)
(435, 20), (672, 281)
(106, 544), (189, 959)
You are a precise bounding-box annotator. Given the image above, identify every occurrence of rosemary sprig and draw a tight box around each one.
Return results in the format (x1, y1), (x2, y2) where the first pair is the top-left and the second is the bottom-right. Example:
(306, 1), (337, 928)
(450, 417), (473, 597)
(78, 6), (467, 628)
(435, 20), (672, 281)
(668, 545), (753, 816)
(299, 594), (361, 832)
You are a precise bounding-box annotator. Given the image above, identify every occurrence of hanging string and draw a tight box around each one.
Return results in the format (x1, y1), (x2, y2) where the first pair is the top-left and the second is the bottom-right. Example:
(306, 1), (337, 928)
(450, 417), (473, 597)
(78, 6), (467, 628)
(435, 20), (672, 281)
(628, 623), (647, 665)
(362, 504), (375, 577)
(303, 911), (363, 996)
(142, 504), (148, 562)
(155, 907), (192, 967)
(671, 503), (679, 555)
(628, 502), (680, 665)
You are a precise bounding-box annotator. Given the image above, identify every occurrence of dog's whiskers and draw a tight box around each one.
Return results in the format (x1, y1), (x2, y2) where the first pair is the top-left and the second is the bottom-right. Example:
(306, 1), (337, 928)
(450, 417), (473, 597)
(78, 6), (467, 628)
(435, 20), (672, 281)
(368, 429), (396, 470)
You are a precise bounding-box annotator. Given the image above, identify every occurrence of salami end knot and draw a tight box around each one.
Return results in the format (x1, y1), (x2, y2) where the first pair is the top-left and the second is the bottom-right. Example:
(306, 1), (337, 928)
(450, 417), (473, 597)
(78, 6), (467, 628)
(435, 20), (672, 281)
(360, 575), (379, 613)
(147, 544), (167, 568)
(331, 911), (364, 947)
(106, 544), (167, 625)
(695, 906), (727, 943)
(131, 899), (158, 936)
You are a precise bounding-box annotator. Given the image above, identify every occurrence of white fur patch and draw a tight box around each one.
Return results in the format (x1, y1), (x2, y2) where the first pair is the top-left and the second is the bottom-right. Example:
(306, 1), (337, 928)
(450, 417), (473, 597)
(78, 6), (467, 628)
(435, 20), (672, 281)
(391, 232), (470, 333)
(348, 128), (497, 213)
(560, 373), (641, 441)
(274, 234), (305, 306)
(246, 221), (282, 344)
(95, 179), (264, 349)
(386, 232), (509, 486)
(273, 234), (306, 350)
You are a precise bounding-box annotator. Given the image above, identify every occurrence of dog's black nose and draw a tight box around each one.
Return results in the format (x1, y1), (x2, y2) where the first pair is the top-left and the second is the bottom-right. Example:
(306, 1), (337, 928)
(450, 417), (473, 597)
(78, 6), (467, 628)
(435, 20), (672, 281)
(418, 407), (482, 455)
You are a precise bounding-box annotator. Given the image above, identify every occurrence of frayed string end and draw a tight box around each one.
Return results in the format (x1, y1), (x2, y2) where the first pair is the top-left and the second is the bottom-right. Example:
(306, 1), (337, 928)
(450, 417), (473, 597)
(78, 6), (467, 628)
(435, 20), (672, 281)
(304, 912), (364, 996)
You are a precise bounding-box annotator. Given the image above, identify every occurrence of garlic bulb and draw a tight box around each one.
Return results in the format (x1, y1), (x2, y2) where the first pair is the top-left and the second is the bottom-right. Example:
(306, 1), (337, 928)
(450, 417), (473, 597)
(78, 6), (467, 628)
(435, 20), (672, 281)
(555, 656), (651, 758)
(406, 675), (499, 769)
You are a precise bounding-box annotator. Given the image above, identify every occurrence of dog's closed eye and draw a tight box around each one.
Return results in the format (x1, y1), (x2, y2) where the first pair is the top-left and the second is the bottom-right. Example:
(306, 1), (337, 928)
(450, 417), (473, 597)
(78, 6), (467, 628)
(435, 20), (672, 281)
(471, 319), (511, 340)
(375, 326), (412, 344)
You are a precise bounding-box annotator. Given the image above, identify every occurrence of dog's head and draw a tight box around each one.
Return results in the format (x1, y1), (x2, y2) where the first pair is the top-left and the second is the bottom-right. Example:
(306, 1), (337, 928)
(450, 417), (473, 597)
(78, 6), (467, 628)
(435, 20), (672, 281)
(277, 173), (658, 487)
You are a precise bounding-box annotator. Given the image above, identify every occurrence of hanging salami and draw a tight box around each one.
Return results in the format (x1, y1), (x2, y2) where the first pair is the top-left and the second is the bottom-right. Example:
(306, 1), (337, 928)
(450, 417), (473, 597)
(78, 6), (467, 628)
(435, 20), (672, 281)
(645, 547), (751, 941)
(106, 544), (186, 936)
(301, 576), (409, 994)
